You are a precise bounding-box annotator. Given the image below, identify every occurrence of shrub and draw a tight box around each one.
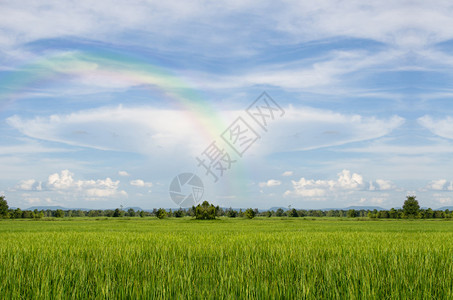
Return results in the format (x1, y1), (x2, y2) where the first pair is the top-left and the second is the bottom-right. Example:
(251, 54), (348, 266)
(244, 208), (256, 219)
(156, 208), (167, 219)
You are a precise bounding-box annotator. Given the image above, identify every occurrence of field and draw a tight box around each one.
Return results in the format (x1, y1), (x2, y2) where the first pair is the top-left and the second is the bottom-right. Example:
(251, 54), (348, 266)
(1, 218), (453, 299)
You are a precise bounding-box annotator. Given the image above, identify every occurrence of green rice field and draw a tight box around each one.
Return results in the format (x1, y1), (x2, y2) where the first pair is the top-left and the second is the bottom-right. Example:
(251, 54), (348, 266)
(1, 218), (453, 299)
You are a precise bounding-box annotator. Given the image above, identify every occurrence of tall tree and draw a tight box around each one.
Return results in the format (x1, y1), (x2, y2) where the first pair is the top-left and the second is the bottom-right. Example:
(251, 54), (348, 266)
(156, 208), (167, 219)
(244, 208), (256, 219)
(193, 201), (217, 220)
(113, 208), (124, 217)
(0, 196), (8, 217)
(403, 195), (420, 218)
(347, 209), (357, 218)
(55, 209), (64, 218)
(288, 208), (298, 217)
(127, 208), (136, 217)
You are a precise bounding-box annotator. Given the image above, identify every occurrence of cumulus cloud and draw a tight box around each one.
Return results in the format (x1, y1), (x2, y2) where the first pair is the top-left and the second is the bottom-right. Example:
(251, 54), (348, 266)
(286, 171), (397, 199)
(282, 171), (293, 177)
(337, 170), (364, 189)
(374, 179), (395, 191)
(130, 179), (153, 188)
(118, 171), (130, 177)
(18, 179), (42, 191)
(259, 179), (281, 188)
(426, 179), (453, 191)
(16, 170), (127, 199)
(358, 196), (385, 205)
(285, 170), (365, 198)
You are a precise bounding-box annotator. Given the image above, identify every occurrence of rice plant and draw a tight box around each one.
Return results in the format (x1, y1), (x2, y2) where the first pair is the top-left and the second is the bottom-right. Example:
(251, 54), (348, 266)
(1, 218), (452, 299)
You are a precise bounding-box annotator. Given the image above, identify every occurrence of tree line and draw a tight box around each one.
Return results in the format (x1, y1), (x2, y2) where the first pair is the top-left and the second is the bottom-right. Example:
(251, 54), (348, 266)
(0, 195), (450, 220)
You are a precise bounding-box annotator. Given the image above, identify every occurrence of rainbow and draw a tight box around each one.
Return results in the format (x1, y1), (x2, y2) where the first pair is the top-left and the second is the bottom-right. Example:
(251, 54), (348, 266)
(0, 48), (250, 202)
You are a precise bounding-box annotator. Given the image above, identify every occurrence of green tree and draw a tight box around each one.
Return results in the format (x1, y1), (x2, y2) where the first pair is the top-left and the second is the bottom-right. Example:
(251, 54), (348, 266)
(378, 210), (389, 218)
(347, 209), (357, 218)
(55, 209), (64, 218)
(0, 196), (8, 217)
(244, 208), (256, 219)
(288, 208), (298, 217)
(127, 208), (136, 217)
(88, 210), (99, 217)
(22, 210), (33, 218)
(389, 208), (398, 219)
(13, 208), (22, 219)
(156, 208), (167, 219)
(226, 208), (238, 218)
(113, 208), (124, 217)
(174, 209), (184, 218)
(139, 210), (146, 218)
(193, 201), (217, 220)
(434, 210), (445, 218)
(275, 208), (284, 217)
(368, 211), (376, 219)
(267, 210), (273, 217)
(403, 196), (420, 218)
(326, 210), (335, 217)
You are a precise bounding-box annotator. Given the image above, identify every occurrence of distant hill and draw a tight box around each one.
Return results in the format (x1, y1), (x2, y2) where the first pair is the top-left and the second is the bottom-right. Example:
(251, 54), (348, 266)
(268, 207), (288, 211)
(268, 206), (387, 211)
(26, 206), (143, 211)
(437, 206), (453, 210)
(344, 206), (386, 211)
(27, 206), (74, 211)
(124, 207), (143, 211)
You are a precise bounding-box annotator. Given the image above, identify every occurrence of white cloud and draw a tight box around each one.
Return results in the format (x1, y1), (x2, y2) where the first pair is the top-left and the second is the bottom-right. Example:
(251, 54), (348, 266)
(6, 106), (210, 157)
(2, 1), (453, 53)
(282, 171), (293, 177)
(358, 197), (385, 205)
(438, 197), (453, 205)
(259, 106), (405, 154)
(284, 187), (326, 197)
(285, 169), (364, 198)
(48, 170), (75, 190)
(426, 179), (452, 191)
(18, 179), (42, 191)
(375, 179), (395, 191)
(337, 170), (364, 189)
(259, 179), (281, 188)
(6, 105), (404, 158)
(130, 179), (153, 188)
(16, 170), (127, 199)
(118, 171), (130, 177)
(0, 140), (69, 155)
(25, 197), (41, 205)
(418, 116), (453, 140)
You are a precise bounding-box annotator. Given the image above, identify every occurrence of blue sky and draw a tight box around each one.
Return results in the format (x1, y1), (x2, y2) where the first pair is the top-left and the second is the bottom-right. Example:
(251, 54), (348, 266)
(1, 0), (453, 209)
